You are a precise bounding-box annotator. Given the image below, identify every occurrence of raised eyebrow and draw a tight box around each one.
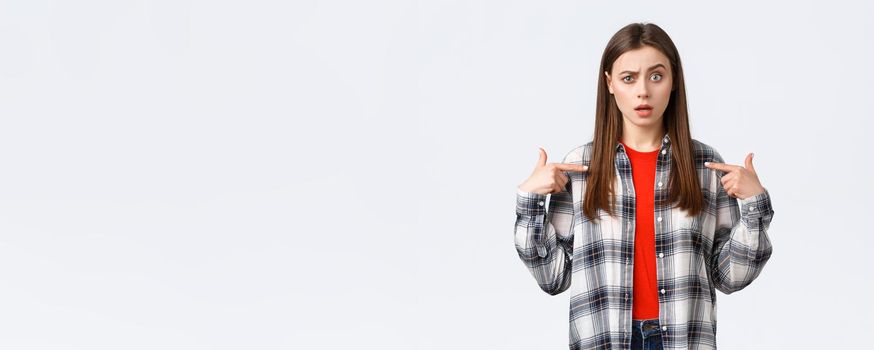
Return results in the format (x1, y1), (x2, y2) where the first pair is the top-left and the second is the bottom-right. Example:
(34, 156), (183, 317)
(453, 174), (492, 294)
(619, 63), (667, 76)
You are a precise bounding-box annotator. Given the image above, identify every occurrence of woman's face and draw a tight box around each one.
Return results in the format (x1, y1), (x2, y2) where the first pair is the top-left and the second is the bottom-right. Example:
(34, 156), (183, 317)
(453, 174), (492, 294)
(604, 45), (673, 130)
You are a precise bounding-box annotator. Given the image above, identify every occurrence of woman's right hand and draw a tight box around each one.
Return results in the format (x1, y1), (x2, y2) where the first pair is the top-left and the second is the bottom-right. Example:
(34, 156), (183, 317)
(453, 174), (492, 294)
(518, 148), (588, 195)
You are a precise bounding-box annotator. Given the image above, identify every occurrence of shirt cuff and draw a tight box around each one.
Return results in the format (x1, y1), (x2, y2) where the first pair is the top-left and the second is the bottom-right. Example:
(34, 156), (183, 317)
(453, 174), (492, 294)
(516, 188), (548, 216)
(738, 187), (774, 231)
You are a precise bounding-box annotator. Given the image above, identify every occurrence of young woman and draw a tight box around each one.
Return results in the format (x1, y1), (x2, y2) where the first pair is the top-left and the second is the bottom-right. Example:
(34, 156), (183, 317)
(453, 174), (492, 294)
(514, 23), (774, 350)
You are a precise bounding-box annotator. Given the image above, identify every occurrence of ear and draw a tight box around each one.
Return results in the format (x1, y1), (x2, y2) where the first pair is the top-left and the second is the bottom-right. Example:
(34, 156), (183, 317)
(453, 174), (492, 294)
(604, 71), (613, 94)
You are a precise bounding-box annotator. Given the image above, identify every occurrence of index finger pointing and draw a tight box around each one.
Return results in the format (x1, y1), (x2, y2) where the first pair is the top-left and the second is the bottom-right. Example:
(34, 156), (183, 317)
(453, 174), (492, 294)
(555, 163), (588, 172)
(704, 161), (741, 172)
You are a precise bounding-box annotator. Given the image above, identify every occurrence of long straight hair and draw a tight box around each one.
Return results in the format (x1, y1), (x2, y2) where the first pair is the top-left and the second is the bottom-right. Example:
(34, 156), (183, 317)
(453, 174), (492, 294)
(583, 23), (703, 222)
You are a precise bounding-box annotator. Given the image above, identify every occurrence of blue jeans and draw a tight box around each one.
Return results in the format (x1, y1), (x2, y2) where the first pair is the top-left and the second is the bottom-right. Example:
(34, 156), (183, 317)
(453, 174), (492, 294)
(631, 318), (664, 350)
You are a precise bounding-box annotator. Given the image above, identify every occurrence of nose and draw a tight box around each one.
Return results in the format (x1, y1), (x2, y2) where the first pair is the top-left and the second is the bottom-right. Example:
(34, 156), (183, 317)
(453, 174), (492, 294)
(637, 80), (649, 98)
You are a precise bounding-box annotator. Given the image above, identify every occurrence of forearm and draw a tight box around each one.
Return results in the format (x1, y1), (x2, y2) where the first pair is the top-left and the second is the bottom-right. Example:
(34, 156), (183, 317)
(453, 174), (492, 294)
(710, 188), (775, 294)
(514, 188), (573, 295)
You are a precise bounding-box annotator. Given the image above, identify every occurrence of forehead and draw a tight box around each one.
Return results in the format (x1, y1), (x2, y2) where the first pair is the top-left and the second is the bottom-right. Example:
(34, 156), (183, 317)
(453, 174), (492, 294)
(611, 46), (670, 73)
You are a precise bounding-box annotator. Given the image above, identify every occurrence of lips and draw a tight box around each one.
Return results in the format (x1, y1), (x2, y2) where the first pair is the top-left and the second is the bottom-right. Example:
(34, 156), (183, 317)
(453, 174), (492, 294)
(634, 104), (654, 118)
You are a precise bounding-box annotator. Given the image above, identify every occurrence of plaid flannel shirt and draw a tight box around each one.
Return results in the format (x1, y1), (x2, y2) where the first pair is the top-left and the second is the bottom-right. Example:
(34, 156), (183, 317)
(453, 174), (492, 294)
(514, 134), (774, 349)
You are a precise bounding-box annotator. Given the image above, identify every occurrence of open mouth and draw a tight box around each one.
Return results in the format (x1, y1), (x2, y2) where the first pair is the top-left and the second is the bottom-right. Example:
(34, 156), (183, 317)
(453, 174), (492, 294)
(634, 104), (653, 117)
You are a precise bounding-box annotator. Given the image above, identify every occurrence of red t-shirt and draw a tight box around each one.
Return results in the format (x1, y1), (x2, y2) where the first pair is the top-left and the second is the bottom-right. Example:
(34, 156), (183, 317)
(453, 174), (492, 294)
(621, 141), (660, 320)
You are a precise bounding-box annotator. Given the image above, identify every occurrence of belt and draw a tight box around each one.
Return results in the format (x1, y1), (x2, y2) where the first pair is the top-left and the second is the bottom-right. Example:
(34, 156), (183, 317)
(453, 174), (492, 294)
(642, 322), (660, 331)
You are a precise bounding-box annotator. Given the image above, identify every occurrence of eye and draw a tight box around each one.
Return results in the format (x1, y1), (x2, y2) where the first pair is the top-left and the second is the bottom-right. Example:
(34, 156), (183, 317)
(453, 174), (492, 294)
(622, 76), (633, 83)
(651, 73), (663, 81)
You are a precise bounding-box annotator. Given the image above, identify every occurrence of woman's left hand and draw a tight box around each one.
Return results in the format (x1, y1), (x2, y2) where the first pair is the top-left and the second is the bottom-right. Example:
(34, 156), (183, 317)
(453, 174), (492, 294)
(704, 153), (766, 200)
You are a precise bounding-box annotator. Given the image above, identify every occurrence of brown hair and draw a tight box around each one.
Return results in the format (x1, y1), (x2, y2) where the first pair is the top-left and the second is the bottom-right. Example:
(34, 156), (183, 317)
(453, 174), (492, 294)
(583, 22), (703, 222)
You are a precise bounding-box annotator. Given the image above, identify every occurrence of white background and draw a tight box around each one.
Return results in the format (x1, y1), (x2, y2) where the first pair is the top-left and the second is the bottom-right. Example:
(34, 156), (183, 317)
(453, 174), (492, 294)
(0, 1), (871, 349)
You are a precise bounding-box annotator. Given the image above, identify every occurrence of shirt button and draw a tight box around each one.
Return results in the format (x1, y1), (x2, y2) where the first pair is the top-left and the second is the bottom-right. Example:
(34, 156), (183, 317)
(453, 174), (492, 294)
(538, 201), (544, 206)
(657, 216), (662, 222)
(657, 181), (663, 187)
(662, 326), (667, 331)
(660, 288), (666, 294)
(536, 245), (547, 258)
(749, 206), (756, 211)
(661, 150), (666, 155)
(659, 253), (664, 258)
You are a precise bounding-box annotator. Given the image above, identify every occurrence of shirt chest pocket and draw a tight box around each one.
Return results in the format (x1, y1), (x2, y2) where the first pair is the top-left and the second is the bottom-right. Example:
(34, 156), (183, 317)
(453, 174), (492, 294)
(671, 206), (697, 229)
(591, 207), (624, 241)
(669, 205), (708, 253)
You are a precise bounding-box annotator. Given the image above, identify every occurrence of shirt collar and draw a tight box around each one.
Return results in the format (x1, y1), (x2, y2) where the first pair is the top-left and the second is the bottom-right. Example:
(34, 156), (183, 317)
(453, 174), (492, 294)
(616, 133), (671, 152)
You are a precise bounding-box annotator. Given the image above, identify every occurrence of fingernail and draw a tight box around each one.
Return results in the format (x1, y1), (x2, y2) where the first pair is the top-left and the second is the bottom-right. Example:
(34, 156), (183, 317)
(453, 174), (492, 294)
(583, 165), (589, 170)
(704, 162), (710, 166)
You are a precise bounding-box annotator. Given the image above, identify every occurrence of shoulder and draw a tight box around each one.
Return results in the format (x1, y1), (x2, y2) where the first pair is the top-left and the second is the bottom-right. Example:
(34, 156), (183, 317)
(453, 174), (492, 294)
(691, 138), (726, 163)
(561, 141), (593, 165)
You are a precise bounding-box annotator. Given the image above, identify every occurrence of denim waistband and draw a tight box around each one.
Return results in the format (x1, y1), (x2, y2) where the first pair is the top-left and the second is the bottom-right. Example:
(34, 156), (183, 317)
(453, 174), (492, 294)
(633, 318), (660, 331)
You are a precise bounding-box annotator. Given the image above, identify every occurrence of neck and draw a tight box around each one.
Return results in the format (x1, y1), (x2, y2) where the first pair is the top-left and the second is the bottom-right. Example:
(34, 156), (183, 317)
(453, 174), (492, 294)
(620, 122), (665, 152)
